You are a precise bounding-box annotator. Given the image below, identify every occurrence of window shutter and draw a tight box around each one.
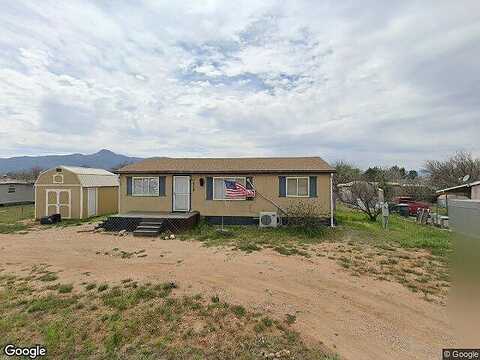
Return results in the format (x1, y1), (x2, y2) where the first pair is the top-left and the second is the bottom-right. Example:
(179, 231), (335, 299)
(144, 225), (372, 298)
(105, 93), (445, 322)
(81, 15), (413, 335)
(309, 176), (317, 197)
(159, 176), (166, 196)
(127, 177), (132, 195)
(279, 176), (286, 197)
(246, 177), (254, 190)
(246, 176), (254, 201)
(206, 177), (213, 200)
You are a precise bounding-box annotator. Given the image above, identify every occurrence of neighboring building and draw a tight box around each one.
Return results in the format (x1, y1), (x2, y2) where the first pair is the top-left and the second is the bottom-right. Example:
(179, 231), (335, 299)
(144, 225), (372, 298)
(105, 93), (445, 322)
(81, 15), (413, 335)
(116, 157), (336, 225)
(337, 181), (402, 203)
(448, 199), (480, 239)
(35, 166), (119, 220)
(0, 178), (34, 205)
(436, 180), (480, 208)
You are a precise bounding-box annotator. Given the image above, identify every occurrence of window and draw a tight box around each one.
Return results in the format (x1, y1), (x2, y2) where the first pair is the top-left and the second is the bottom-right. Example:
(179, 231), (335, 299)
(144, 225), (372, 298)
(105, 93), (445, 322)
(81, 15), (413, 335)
(286, 177), (309, 197)
(8, 184), (16, 193)
(213, 177), (246, 200)
(53, 174), (64, 184)
(132, 177), (159, 196)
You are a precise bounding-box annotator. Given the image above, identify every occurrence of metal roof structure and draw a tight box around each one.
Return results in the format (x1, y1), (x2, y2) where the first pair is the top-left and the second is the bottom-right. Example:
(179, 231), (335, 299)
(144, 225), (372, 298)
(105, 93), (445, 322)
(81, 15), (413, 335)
(36, 166), (119, 187)
(435, 180), (480, 194)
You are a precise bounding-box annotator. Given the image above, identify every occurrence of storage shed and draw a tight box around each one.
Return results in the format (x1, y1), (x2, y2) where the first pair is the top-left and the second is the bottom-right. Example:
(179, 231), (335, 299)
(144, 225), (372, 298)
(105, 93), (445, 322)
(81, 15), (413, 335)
(35, 166), (119, 220)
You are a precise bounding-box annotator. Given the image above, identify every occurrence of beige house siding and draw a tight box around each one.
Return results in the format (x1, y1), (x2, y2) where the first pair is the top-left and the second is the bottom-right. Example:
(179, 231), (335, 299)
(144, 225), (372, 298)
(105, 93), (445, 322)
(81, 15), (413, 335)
(119, 173), (332, 217)
(119, 174), (172, 213)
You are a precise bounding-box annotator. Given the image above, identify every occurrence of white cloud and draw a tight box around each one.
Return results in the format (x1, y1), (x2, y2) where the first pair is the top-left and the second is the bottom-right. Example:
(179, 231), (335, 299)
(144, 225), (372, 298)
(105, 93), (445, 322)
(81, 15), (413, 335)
(0, 0), (479, 168)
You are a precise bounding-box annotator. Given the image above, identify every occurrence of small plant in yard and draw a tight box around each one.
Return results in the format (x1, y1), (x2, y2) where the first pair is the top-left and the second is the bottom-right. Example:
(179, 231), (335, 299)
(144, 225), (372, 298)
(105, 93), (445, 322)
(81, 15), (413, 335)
(85, 283), (96, 291)
(38, 272), (58, 282)
(285, 313), (297, 325)
(231, 304), (246, 318)
(285, 201), (329, 236)
(58, 284), (73, 293)
(97, 283), (109, 292)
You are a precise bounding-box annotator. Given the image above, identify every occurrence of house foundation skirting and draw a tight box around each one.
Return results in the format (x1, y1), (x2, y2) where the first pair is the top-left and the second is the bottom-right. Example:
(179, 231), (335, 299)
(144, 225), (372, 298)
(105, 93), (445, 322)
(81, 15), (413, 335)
(203, 215), (335, 226)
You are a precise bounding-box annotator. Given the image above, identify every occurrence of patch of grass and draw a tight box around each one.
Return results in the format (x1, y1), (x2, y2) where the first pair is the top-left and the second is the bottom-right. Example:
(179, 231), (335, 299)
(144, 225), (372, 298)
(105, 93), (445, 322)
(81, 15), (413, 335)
(0, 223), (29, 234)
(38, 272), (58, 282)
(85, 283), (96, 291)
(97, 283), (109, 292)
(0, 274), (335, 360)
(182, 220), (335, 257)
(285, 313), (297, 325)
(0, 204), (34, 224)
(335, 206), (452, 257)
(231, 304), (246, 318)
(27, 295), (77, 313)
(58, 284), (73, 294)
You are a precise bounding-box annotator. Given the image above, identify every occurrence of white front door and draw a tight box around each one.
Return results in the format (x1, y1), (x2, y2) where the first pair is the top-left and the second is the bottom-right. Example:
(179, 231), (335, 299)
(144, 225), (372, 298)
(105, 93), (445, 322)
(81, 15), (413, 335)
(173, 176), (190, 212)
(87, 188), (97, 217)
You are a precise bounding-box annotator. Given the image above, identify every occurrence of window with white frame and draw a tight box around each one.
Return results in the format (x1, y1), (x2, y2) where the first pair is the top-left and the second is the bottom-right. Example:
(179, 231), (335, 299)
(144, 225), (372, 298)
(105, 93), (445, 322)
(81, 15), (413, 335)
(53, 174), (64, 184)
(7, 184), (16, 193)
(213, 177), (246, 200)
(132, 177), (159, 196)
(286, 177), (309, 197)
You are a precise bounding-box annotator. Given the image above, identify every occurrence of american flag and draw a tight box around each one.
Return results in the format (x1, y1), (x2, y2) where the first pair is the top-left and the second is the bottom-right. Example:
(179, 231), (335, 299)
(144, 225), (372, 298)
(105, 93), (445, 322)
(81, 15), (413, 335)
(224, 180), (255, 199)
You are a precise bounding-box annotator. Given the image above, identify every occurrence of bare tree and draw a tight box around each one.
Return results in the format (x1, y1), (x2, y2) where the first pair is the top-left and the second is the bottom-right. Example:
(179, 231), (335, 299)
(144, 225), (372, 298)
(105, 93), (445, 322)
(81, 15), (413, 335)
(424, 151), (480, 189)
(7, 166), (44, 182)
(341, 182), (382, 221)
(333, 161), (362, 193)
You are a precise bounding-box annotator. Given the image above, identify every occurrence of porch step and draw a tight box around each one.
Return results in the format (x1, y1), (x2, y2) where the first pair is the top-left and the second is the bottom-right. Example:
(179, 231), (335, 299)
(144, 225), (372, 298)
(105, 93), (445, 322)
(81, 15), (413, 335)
(133, 221), (163, 237)
(133, 229), (160, 237)
(139, 221), (164, 226)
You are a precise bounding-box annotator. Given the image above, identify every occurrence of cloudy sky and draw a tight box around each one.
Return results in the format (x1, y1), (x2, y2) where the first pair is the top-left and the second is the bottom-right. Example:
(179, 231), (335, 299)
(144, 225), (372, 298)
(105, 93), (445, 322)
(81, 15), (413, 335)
(1, 1), (479, 168)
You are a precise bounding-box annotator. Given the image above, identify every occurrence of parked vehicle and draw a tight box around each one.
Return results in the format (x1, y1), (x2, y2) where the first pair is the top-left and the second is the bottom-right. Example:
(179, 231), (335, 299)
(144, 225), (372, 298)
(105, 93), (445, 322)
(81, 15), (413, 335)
(393, 196), (430, 216)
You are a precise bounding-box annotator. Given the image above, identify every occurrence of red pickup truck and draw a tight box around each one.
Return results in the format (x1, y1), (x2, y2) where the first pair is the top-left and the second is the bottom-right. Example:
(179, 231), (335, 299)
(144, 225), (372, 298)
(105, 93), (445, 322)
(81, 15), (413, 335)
(393, 197), (430, 216)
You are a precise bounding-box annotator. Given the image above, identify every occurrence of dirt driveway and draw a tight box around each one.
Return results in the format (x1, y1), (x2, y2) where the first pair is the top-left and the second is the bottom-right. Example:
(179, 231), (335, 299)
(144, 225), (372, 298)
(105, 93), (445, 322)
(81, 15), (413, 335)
(0, 226), (455, 360)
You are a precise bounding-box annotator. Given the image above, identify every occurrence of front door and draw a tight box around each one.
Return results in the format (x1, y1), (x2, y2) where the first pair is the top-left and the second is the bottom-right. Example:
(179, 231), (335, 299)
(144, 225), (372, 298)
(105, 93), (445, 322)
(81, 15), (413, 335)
(87, 188), (97, 217)
(46, 189), (71, 219)
(173, 176), (190, 212)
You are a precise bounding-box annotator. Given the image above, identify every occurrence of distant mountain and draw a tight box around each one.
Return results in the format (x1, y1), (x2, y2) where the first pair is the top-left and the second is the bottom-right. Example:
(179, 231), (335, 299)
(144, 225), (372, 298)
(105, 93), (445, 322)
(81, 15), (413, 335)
(0, 149), (143, 174)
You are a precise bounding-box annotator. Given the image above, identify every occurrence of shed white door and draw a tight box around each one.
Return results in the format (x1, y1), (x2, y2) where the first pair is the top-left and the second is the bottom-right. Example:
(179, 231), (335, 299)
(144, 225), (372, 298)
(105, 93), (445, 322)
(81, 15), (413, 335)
(87, 188), (97, 217)
(46, 189), (71, 219)
(173, 176), (190, 212)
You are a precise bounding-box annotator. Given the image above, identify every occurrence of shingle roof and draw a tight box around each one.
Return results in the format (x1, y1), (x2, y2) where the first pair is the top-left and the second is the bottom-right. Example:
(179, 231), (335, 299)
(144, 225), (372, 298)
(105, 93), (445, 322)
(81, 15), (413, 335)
(117, 157), (335, 174)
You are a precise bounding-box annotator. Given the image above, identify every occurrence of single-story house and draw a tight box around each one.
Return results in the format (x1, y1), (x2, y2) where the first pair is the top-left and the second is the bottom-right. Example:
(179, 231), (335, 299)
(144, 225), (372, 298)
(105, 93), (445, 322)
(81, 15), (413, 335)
(0, 178), (34, 206)
(35, 166), (119, 220)
(116, 157), (336, 226)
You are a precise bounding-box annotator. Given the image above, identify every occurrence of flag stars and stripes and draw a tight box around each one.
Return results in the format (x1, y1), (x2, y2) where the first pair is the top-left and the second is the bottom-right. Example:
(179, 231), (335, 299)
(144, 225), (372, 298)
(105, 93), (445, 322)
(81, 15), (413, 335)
(224, 180), (255, 199)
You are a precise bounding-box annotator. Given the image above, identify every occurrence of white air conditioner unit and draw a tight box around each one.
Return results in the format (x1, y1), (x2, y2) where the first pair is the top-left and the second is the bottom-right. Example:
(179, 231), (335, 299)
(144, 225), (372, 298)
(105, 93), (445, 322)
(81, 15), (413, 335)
(259, 212), (279, 228)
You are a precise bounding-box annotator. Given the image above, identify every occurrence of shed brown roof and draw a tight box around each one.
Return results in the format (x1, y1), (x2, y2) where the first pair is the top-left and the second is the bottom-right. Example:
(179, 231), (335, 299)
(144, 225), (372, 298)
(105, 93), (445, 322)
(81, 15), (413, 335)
(117, 157), (335, 174)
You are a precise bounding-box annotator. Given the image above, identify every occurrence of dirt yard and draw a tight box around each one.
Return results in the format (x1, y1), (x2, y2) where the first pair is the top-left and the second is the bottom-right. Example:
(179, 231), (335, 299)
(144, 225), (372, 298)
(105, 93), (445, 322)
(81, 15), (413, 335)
(0, 225), (455, 360)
